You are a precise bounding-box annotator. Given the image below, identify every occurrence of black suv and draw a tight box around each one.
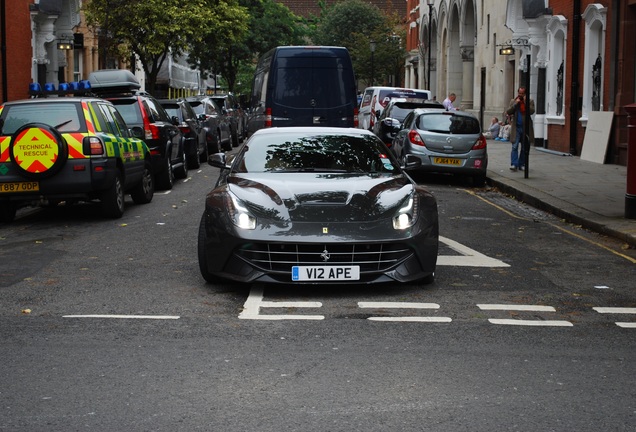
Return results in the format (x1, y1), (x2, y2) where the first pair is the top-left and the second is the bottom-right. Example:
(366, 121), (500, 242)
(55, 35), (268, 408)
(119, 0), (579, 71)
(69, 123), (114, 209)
(0, 90), (154, 222)
(159, 98), (207, 172)
(185, 96), (232, 152)
(89, 70), (184, 190)
(211, 93), (246, 147)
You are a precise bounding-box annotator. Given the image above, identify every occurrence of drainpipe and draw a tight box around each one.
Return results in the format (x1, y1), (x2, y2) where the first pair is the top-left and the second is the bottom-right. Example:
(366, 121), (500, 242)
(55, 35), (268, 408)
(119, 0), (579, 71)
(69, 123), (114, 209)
(570, 0), (581, 155)
(1, 0), (7, 102)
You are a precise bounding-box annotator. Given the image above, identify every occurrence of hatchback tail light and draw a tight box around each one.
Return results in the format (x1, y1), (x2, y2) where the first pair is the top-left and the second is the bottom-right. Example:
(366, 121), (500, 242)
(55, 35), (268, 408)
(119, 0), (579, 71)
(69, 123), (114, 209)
(139, 99), (160, 140)
(472, 134), (487, 150)
(265, 107), (272, 128)
(82, 136), (104, 156)
(408, 129), (425, 147)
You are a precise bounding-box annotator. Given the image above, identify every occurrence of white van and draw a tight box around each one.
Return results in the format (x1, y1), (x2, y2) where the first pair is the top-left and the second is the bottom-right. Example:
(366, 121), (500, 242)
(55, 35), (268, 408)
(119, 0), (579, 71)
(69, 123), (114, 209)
(358, 86), (432, 130)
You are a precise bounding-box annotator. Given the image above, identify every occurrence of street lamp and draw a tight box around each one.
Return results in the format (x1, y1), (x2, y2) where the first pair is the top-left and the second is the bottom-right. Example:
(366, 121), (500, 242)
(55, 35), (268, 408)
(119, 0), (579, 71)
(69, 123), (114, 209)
(427, 0), (434, 90)
(370, 40), (376, 86)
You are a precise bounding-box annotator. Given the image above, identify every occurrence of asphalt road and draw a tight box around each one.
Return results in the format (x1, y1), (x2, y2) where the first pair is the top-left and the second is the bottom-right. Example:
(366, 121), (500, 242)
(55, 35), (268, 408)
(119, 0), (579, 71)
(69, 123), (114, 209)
(1, 158), (635, 431)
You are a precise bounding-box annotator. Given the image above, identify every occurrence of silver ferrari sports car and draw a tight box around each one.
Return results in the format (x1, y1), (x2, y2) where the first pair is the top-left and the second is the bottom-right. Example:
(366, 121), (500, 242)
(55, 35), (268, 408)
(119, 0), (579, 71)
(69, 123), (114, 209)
(198, 127), (439, 284)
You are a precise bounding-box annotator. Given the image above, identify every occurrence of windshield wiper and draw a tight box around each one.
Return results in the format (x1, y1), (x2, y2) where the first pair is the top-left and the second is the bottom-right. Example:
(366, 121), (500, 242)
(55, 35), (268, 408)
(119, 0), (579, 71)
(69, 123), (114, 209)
(54, 120), (73, 129)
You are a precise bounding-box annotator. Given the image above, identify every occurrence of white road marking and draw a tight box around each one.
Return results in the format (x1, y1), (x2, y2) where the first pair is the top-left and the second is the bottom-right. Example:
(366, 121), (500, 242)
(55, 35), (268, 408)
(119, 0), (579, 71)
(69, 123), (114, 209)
(63, 315), (180, 319)
(593, 307), (636, 328)
(368, 317), (452, 322)
(238, 285), (324, 320)
(358, 302), (450, 322)
(593, 307), (636, 314)
(437, 236), (510, 267)
(478, 304), (556, 312)
(488, 319), (574, 327)
(358, 302), (440, 309)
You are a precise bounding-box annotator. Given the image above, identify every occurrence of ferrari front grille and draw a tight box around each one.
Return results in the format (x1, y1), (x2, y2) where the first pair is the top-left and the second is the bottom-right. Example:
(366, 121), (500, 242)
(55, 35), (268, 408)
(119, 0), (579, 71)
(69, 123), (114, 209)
(236, 243), (413, 274)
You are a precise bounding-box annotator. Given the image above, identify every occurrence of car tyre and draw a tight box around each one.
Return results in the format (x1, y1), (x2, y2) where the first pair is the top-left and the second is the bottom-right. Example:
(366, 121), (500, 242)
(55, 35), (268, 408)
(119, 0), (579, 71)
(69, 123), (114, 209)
(472, 174), (486, 187)
(175, 147), (188, 179)
(101, 170), (125, 218)
(157, 152), (174, 190)
(198, 214), (223, 284)
(231, 126), (239, 147)
(0, 202), (17, 223)
(199, 140), (209, 164)
(422, 272), (435, 285)
(222, 131), (232, 151)
(130, 162), (154, 204)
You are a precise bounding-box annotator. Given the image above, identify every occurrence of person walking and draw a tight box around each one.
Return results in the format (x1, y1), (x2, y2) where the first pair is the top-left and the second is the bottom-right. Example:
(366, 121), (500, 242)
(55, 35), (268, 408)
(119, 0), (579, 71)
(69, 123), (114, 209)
(442, 93), (458, 111)
(506, 86), (534, 171)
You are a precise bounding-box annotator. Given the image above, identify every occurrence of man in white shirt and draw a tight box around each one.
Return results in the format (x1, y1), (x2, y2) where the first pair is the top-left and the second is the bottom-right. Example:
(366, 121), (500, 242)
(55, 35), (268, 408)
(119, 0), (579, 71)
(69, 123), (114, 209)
(442, 93), (458, 111)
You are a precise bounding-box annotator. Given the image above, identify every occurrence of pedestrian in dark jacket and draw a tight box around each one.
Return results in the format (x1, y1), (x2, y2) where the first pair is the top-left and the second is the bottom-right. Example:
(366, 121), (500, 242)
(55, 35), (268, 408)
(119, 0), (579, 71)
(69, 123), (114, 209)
(506, 86), (534, 171)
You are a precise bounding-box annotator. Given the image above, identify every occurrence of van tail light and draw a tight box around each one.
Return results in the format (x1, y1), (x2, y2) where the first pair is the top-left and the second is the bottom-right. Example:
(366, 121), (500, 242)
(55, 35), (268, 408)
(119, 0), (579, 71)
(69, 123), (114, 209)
(82, 136), (104, 156)
(178, 125), (190, 135)
(139, 100), (160, 140)
(408, 129), (425, 147)
(353, 107), (359, 128)
(265, 107), (272, 128)
(472, 134), (487, 150)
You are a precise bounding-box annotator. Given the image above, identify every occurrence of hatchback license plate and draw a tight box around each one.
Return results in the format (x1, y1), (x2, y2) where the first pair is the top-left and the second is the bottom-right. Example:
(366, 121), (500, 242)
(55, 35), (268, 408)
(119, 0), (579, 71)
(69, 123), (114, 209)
(434, 157), (462, 166)
(292, 266), (360, 281)
(0, 181), (39, 193)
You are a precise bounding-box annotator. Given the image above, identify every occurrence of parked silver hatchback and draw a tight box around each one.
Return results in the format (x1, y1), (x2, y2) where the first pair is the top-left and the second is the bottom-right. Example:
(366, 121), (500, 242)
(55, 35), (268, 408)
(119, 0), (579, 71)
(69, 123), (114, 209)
(391, 108), (488, 186)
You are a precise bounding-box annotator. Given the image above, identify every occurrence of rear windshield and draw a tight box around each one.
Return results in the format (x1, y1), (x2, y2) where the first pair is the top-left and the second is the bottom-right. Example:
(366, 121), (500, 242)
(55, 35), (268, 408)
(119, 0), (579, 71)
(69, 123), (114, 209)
(239, 133), (397, 174)
(110, 99), (142, 126)
(378, 89), (428, 108)
(0, 102), (84, 134)
(273, 57), (355, 108)
(416, 113), (481, 135)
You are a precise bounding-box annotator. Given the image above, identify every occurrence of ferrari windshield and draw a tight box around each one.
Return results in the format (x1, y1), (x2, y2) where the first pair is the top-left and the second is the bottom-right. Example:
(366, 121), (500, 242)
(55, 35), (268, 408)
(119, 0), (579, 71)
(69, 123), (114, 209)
(238, 132), (399, 174)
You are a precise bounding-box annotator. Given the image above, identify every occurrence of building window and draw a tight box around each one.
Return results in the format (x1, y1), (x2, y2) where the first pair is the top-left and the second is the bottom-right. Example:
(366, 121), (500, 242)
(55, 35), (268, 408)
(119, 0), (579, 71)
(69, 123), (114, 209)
(581, 4), (607, 122)
(546, 15), (567, 123)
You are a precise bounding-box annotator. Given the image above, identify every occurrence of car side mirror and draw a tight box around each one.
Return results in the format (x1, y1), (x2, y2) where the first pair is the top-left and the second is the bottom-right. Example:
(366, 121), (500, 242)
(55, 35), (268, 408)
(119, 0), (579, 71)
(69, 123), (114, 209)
(208, 152), (230, 170)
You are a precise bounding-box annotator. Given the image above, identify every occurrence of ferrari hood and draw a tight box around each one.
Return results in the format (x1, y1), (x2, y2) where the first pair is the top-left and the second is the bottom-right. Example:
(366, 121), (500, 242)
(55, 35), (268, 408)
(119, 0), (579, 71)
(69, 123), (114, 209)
(227, 173), (414, 223)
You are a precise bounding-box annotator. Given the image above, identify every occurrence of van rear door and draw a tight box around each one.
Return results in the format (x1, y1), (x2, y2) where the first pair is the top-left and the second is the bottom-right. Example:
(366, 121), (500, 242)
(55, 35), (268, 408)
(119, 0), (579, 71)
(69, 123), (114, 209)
(271, 48), (356, 127)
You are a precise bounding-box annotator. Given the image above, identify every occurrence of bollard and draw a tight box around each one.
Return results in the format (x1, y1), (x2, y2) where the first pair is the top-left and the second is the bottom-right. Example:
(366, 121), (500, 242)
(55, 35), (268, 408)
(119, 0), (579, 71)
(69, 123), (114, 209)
(625, 104), (636, 219)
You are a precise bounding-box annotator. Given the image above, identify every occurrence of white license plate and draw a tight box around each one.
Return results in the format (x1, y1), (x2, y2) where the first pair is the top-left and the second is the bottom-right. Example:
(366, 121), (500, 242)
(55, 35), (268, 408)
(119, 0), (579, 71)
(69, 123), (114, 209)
(292, 266), (360, 281)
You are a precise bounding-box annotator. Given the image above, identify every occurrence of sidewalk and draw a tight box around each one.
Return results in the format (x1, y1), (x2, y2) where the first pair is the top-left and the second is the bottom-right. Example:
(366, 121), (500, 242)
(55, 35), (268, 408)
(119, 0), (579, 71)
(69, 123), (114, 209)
(485, 139), (636, 247)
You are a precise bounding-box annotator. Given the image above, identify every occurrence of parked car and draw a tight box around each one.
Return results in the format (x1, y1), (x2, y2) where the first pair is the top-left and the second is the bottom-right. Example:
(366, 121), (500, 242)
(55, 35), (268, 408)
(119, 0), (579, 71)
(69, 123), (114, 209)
(391, 108), (488, 186)
(0, 90), (154, 222)
(372, 98), (444, 146)
(89, 69), (184, 190)
(197, 127), (439, 285)
(185, 95), (233, 153)
(211, 93), (246, 147)
(358, 86), (432, 131)
(159, 98), (207, 173)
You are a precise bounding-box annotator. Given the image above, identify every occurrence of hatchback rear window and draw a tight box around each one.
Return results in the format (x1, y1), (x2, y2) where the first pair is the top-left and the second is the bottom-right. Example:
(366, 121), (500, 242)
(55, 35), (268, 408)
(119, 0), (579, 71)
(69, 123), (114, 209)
(417, 113), (481, 134)
(0, 102), (84, 135)
(110, 99), (143, 125)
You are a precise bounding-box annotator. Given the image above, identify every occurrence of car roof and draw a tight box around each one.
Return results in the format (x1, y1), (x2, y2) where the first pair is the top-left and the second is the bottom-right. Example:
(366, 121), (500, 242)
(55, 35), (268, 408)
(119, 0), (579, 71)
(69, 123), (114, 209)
(2, 97), (106, 105)
(411, 108), (477, 118)
(252, 127), (376, 137)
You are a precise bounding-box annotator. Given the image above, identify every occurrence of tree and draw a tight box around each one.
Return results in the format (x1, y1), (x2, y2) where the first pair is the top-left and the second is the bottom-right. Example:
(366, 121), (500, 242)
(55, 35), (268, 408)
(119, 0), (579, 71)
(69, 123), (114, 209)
(312, 0), (407, 87)
(83, 0), (247, 94)
(188, 0), (306, 94)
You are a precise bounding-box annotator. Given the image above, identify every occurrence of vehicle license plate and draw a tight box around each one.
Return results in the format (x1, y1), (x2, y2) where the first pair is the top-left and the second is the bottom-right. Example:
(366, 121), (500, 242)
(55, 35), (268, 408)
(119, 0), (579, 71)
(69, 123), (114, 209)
(433, 157), (462, 166)
(0, 181), (39, 193)
(292, 266), (360, 281)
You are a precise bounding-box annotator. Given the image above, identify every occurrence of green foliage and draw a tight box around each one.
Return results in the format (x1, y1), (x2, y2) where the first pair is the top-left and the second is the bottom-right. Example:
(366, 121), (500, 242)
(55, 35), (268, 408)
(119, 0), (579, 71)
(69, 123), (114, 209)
(83, 0), (248, 94)
(311, 0), (407, 88)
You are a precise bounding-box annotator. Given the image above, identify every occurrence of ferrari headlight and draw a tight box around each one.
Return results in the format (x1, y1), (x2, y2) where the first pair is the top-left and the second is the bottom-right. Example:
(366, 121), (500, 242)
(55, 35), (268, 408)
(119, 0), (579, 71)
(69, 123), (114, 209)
(393, 194), (419, 230)
(226, 192), (256, 230)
